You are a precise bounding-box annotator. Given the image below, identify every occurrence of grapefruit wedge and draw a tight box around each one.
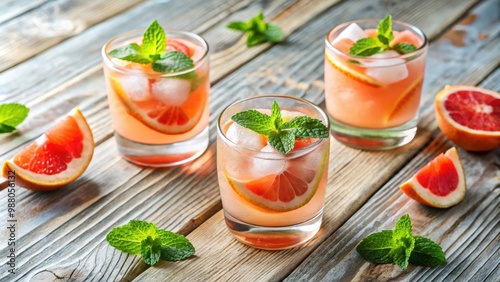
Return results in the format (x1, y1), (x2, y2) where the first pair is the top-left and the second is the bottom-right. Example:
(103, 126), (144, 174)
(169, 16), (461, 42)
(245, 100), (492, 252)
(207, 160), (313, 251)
(2, 108), (94, 191)
(226, 144), (328, 212)
(400, 147), (466, 208)
(325, 51), (384, 88)
(109, 76), (205, 135)
(435, 85), (500, 151)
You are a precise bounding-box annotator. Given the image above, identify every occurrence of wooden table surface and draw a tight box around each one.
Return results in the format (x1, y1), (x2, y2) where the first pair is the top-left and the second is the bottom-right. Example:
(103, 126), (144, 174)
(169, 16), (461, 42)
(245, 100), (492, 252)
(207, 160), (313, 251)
(0, 0), (499, 281)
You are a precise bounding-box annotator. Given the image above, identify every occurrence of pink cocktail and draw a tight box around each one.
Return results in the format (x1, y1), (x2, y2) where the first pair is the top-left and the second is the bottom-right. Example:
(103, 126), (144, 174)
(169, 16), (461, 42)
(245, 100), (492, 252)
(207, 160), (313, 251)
(325, 18), (428, 149)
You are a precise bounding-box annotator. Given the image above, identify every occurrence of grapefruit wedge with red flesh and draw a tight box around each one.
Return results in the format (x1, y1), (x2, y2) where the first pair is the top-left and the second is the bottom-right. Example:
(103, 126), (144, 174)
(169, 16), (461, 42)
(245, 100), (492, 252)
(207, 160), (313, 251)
(435, 85), (500, 151)
(400, 147), (466, 208)
(109, 75), (206, 135)
(2, 108), (94, 191)
(226, 141), (328, 212)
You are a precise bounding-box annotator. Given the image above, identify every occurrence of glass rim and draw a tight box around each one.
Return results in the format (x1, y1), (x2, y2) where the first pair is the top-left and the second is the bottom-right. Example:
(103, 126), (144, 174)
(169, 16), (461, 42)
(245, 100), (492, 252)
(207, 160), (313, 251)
(217, 94), (330, 158)
(325, 18), (428, 62)
(101, 29), (209, 77)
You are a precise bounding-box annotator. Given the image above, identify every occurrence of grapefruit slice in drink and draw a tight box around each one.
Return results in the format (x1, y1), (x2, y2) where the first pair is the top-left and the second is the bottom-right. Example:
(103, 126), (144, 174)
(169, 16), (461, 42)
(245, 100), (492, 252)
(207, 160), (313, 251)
(435, 85), (500, 151)
(325, 49), (384, 88)
(109, 75), (206, 135)
(400, 147), (466, 208)
(2, 108), (94, 191)
(226, 142), (328, 212)
(386, 76), (424, 123)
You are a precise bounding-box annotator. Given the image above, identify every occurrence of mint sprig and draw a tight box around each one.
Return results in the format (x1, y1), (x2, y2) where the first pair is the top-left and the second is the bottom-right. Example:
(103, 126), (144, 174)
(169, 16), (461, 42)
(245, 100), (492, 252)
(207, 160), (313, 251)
(231, 101), (329, 154)
(0, 103), (29, 134)
(227, 12), (284, 47)
(349, 15), (418, 56)
(106, 219), (195, 266)
(356, 214), (446, 270)
(108, 20), (194, 74)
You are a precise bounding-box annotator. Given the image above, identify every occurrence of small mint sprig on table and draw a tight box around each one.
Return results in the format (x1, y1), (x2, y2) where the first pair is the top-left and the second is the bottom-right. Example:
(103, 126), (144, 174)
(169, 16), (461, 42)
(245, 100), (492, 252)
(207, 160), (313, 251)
(106, 219), (195, 266)
(108, 20), (194, 75)
(0, 103), (29, 134)
(231, 101), (329, 154)
(227, 12), (284, 47)
(349, 15), (418, 57)
(356, 214), (446, 270)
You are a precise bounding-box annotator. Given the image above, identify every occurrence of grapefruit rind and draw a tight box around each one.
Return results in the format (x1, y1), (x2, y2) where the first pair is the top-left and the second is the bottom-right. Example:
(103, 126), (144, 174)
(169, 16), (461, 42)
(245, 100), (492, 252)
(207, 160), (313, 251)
(400, 147), (466, 208)
(325, 51), (385, 88)
(1, 108), (94, 191)
(225, 146), (329, 212)
(109, 76), (205, 135)
(435, 85), (500, 151)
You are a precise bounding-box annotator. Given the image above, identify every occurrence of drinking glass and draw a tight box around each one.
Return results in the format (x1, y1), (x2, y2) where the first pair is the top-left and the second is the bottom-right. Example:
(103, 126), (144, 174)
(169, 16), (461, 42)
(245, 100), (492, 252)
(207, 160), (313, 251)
(102, 30), (210, 166)
(324, 19), (428, 149)
(217, 95), (330, 250)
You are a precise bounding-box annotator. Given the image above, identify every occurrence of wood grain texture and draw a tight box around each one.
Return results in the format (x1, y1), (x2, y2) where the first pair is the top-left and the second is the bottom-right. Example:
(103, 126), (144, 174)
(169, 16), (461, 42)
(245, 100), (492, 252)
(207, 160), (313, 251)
(0, 0), (48, 24)
(0, 0), (144, 72)
(136, 0), (498, 281)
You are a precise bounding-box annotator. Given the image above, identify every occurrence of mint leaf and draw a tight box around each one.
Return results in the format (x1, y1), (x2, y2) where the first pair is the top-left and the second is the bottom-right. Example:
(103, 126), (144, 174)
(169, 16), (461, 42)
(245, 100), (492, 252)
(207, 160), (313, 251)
(231, 110), (274, 135)
(227, 12), (284, 47)
(394, 214), (412, 238)
(377, 15), (394, 45)
(409, 236), (446, 267)
(265, 23), (284, 42)
(271, 101), (282, 129)
(157, 229), (195, 261)
(246, 30), (269, 47)
(268, 130), (295, 155)
(356, 230), (394, 264)
(349, 37), (384, 56)
(108, 43), (152, 64)
(227, 21), (248, 31)
(141, 236), (162, 266)
(282, 116), (329, 138)
(390, 214), (414, 270)
(152, 51), (195, 73)
(391, 245), (412, 270)
(106, 220), (195, 265)
(393, 43), (418, 54)
(106, 220), (156, 255)
(0, 103), (29, 133)
(142, 20), (166, 56)
(249, 12), (266, 33)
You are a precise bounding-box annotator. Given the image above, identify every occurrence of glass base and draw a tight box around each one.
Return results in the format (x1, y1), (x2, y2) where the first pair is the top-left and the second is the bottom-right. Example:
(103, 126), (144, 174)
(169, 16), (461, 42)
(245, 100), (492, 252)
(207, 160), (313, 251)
(224, 209), (323, 250)
(329, 116), (417, 150)
(114, 126), (209, 167)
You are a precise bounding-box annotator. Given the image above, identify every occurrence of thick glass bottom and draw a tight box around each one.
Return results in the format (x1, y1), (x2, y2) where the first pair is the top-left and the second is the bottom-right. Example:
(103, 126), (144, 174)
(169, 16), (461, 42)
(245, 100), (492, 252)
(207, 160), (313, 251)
(224, 209), (323, 250)
(329, 116), (418, 150)
(114, 126), (209, 167)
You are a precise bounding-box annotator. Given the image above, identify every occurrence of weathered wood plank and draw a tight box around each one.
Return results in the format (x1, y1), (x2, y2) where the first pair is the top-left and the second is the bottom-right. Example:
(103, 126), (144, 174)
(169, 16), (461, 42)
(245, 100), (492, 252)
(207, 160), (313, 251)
(134, 0), (497, 280)
(0, 0), (48, 24)
(0, 0), (144, 72)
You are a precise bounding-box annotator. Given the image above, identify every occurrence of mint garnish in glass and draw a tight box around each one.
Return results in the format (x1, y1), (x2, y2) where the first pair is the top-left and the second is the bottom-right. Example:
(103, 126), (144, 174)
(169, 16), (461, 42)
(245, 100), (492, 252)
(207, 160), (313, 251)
(356, 214), (446, 270)
(108, 20), (194, 74)
(349, 15), (418, 57)
(231, 101), (329, 154)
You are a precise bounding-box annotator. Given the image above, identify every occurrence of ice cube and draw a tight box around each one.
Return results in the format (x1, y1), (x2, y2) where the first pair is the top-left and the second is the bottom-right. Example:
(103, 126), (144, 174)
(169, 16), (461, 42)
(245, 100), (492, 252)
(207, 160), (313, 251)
(225, 123), (266, 151)
(119, 76), (151, 101)
(331, 23), (367, 45)
(250, 145), (286, 178)
(151, 78), (191, 105)
(364, 51), (408, 84)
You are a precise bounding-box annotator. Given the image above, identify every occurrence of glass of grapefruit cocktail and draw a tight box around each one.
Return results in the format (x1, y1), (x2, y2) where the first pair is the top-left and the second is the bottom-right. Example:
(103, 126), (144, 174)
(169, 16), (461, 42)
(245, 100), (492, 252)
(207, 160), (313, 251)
(102, 22), (210, 166)
(324, 17), (428, 149)
(217, 95), (330, 250)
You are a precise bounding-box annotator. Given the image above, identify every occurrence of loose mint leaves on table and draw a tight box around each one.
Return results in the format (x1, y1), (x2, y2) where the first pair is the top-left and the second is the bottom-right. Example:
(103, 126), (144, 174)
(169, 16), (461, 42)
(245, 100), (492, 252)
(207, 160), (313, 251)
(227, 12), (284, 47)
(349, 15), (418, 57)
(356, 214), (446, 270)
(0, 103), (29, 134)
(106, 219), (195, 266)
(231, 101), (329, 154)
(108, 20), (194, 75)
